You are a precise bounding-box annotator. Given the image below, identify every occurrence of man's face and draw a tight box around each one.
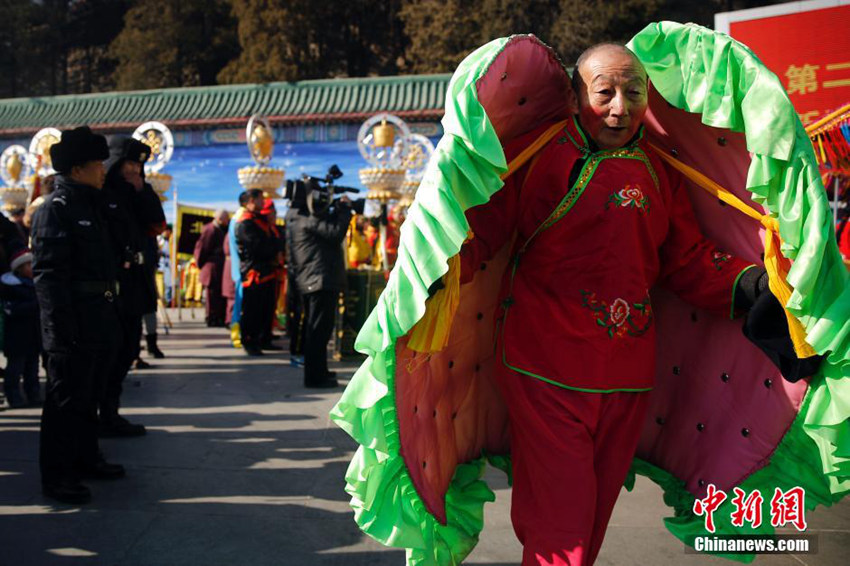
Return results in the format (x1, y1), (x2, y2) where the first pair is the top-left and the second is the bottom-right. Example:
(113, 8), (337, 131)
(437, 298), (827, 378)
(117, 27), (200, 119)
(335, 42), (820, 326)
(575, 48), (648, 150)
(71, 160), (106, 189)
(245, 196), (263, 212)
(120, 160), (143, 188)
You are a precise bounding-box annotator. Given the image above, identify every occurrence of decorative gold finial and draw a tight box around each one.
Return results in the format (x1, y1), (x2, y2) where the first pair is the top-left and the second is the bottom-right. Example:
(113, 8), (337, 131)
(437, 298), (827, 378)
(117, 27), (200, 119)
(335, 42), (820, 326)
(6, 154), (22, 183)
(251, 124), (273, 162)
(373, 120), (395, 148)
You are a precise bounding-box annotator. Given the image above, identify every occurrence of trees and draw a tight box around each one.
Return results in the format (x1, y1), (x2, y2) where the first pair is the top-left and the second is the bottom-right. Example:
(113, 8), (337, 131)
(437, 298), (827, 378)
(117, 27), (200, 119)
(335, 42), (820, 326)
(0, 0), (128, 97)
(0, 0), (39, 98)
(218, 0), (407, 84)
(0, 0), (793, 97)
(109, 0), (238, 90)
(398, 0), (790, 74)
(216, 0), (300, 83)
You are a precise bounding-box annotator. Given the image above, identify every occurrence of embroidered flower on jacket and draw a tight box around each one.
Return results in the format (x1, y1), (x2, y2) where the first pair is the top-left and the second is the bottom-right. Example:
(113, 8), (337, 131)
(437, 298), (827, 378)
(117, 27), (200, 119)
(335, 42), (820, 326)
(581, 291), (653, 338)
(607, 184), (650, 212)
(609, 298), (630, 327)
(712, 251), (732, 270)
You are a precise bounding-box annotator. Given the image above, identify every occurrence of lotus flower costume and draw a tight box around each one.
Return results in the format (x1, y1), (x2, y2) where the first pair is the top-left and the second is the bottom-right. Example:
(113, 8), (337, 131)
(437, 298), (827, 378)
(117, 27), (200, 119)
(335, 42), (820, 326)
(331, 22), (850, 565)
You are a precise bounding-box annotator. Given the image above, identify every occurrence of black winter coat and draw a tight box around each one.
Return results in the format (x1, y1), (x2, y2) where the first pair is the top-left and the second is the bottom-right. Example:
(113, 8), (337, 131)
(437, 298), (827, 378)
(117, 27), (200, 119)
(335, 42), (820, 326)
(102, 170), (165, 316)
(284, 203), (350, 294)
(1, 272), (41, 356)
(0, 213), (24, 273)
(31, 176), (122, 352)
(235, 214), (278, 282)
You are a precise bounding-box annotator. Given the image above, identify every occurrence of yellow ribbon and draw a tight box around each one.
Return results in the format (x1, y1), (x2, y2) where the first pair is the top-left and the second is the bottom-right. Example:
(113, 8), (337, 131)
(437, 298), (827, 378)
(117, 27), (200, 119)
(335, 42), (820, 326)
(407, 120), (570, 353)
(407, 247), (464, 353)
(648, 143), (817, 359)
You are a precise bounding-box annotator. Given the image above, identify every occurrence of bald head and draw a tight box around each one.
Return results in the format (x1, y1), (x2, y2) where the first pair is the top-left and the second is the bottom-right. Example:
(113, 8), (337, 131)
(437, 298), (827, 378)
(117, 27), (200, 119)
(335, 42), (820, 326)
(572, 43), (649, 150)
(572, 44), (643, 87)
(214, 209), (230, 226)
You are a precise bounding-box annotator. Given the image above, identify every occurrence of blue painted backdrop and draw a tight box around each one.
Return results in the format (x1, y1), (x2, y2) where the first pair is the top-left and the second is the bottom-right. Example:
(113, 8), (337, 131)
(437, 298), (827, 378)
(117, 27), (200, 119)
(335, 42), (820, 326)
(162, 141), (371, 218)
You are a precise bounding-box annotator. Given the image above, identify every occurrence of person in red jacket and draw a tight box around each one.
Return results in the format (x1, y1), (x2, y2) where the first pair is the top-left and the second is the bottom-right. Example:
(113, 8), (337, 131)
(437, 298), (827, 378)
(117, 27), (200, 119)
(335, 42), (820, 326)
(458, 44), (766, 566)
(235, 190), (278, 355)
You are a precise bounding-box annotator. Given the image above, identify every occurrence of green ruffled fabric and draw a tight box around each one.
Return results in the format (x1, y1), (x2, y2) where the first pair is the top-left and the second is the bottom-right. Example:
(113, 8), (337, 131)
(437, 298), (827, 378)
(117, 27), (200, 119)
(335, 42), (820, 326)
(625, 21), (850, 560)
(331, 22), (850, 565)
(330, 36), (517, 566)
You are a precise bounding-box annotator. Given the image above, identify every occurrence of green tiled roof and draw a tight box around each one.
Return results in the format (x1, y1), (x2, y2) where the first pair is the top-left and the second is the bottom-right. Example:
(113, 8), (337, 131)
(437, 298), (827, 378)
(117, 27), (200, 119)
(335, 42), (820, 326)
(0, 74), (451, 136)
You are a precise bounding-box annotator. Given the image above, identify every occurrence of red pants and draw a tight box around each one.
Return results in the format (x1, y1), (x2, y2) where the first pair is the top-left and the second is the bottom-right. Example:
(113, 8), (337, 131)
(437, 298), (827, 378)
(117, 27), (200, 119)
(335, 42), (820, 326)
(494, 364), (651, 566)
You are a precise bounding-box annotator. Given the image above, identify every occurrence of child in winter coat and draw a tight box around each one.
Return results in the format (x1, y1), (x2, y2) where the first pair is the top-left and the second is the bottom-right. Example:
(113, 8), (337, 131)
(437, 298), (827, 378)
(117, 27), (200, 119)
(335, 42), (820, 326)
(1, 247), (41, 407)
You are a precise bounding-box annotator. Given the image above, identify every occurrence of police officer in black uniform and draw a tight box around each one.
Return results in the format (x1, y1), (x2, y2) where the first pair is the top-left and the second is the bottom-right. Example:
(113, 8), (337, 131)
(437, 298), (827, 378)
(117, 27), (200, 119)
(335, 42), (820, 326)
(99, 136), (165, 437)
(284, 191), (351, 388)
(31, 127), (125, 504)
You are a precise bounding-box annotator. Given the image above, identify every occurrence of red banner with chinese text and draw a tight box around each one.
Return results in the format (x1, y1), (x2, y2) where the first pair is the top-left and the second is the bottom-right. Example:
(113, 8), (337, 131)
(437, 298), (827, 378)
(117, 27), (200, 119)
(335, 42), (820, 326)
(729, 4), (850, 125)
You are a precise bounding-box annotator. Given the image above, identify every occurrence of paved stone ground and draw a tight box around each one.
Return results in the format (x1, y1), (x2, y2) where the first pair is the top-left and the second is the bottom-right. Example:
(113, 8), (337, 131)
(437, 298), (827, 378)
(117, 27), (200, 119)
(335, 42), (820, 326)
(0, 309), (846, 565)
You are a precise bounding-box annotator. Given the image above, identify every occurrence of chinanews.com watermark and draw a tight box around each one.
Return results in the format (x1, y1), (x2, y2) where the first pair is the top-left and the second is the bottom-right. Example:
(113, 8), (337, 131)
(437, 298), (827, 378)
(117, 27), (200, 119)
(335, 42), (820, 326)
(686, 484), (817, 555)
(686, 535), (817, 555)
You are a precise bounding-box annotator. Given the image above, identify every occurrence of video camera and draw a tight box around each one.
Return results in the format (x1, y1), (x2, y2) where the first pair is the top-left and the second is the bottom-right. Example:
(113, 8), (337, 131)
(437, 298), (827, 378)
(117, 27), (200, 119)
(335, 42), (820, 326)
(284, 164), (366, 215)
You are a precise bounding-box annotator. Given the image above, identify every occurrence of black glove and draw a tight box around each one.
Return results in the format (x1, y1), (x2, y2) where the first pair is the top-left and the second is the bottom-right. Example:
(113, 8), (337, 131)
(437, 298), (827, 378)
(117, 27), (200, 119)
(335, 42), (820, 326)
(733, 267), (769, 311)
(742, 290), (824, 383)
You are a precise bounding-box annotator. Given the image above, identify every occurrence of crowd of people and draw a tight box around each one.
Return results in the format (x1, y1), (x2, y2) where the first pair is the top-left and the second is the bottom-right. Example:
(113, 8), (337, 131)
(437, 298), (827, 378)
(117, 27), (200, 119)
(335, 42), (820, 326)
(0, 127), (171, 504)
(0, 119), (369, 505)
(0, 219), (39, 409)
(345, 208), (402, 270)
(193, 185), (354, 389)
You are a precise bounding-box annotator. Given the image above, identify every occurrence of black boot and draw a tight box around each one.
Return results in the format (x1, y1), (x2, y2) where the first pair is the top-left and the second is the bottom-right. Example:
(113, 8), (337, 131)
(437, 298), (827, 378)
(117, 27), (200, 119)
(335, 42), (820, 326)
(99, 412), (147, 438)
(43, 479), (91, 505)
(146, 333), (165, 359)
(78, 453), (126, 480)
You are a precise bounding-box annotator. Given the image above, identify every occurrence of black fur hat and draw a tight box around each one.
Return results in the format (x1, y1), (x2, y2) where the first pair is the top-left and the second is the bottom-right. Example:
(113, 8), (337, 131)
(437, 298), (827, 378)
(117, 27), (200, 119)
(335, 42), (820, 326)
(104, 136), (152, 187)
(50, 126), (109, 173)
(105, 136), (151, 171)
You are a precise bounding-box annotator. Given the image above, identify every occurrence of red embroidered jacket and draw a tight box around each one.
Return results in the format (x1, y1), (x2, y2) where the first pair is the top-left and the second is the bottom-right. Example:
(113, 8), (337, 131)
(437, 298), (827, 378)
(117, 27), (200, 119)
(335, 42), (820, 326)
(460, 117), (753, 392)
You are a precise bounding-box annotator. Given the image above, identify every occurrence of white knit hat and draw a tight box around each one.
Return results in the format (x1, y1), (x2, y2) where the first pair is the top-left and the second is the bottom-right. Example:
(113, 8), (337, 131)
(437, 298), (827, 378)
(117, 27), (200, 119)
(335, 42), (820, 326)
(10, 248), (32, 272)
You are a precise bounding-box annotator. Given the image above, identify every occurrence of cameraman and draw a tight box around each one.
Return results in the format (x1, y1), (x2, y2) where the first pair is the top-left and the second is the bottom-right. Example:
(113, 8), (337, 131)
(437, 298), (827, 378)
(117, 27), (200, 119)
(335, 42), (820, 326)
(285, 191), (352, 388)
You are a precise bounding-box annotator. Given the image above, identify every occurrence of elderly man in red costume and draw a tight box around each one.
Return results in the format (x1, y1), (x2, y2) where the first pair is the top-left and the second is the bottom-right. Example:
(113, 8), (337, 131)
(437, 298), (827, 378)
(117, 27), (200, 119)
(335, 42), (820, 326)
(456, 43), (771, 566)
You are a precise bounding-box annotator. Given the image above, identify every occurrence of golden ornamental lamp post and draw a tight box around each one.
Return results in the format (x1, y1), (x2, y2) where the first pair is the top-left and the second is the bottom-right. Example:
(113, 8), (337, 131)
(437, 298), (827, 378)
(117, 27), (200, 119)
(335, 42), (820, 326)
(237, 115), (284, 198)
(357, 114), (409, 204)
(16, 127), (63, 215)
(133, 121), (174, 202)
(357, 113), (411, 271)
(0, 145), (32, 212)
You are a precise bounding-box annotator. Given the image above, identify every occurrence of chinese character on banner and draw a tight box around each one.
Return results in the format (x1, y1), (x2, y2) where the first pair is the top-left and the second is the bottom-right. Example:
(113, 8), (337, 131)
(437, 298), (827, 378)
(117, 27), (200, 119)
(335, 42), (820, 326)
(727, 4), (850, 133)
(799, 110), (820, 125)
(693, 484), (728, 533)
(770, 487), (808, 531)
(785, 64), (819, 95)
(730, 487), (764, 529)
(823, 61), (850, 90)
